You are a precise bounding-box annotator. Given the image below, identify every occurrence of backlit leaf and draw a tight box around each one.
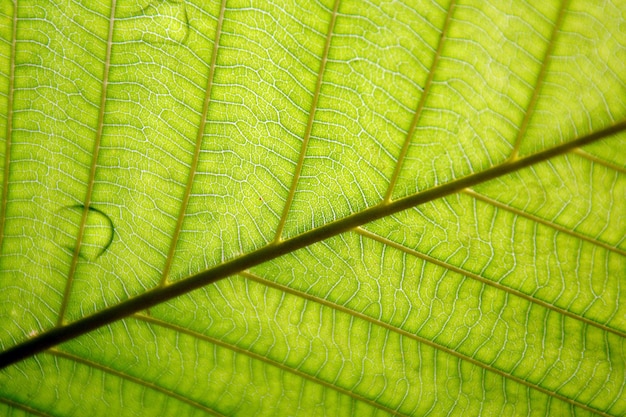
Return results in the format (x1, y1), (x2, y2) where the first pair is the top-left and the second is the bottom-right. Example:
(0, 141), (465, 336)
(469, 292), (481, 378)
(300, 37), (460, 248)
(1, 0), (625, 416)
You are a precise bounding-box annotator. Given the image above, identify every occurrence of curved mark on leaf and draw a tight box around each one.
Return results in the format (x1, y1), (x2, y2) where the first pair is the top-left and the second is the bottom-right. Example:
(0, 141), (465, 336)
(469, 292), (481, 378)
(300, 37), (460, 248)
(56, 205), (115, 261)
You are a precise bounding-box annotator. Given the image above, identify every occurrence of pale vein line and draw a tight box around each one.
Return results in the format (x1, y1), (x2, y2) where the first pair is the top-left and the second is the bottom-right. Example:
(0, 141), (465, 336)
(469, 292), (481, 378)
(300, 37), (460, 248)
(463, 188), (626, 257)
(572, 148), (626, 175)
(273, 0), (340, 242)
(509, 0), (569, 160)
(355, 226), (626, 339)
(1, 120), (624, 369)
(0, 0), (18, 256)
(56, 0), (117, 326)
(133, 313), (409, 416)
(160, 0), (227, 286)
(47, 349), (226, 417)
(383, 0), (456, 203)
(0, 397), (54, 417)
(239, 271), (611, 417)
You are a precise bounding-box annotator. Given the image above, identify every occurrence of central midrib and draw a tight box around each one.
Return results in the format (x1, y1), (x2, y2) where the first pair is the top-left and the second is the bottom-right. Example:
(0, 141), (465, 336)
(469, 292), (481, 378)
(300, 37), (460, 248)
(0, 118), (622, 370)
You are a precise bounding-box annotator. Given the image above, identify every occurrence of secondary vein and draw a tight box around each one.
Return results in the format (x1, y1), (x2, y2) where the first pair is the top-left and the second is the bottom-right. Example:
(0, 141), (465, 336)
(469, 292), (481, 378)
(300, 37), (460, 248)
(572, 148), (626, 175)
(463, 187), (626, 257)
(509, 0), (570, 160)
(134, 313), (410, 417)
(273, 0), (341, 242)
(160, 0), (228, 286)
(384, 0), (456, 203)
(355, 226), (626, 338)
(57, 0), (117, 326)
(0, 0), (19, 256)
(239, 271), (611, 417)
(49, 349), (227, 417)
(0, 397), (53, 417)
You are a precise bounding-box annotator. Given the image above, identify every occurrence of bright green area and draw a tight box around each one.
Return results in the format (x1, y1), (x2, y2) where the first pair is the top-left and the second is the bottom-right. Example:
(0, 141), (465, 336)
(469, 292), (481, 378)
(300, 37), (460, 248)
(0, 0), (625, 416)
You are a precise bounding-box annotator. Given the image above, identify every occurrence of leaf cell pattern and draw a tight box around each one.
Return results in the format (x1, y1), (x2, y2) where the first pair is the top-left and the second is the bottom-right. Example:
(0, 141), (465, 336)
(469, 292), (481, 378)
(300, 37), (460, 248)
(0, 0), (625, 416)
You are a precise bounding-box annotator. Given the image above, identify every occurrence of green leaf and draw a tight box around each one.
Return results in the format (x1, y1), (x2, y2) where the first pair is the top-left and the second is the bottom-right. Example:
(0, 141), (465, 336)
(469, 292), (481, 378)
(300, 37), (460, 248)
(1, 0), (625, 415)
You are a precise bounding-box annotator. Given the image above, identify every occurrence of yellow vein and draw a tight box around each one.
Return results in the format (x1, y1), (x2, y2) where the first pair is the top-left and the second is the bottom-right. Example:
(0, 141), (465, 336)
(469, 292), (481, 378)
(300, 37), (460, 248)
(383, 0), (456, 203)
(273, 0), (340, 242)
(463, 188), (626, 257)
(0, 0), (18, 255)
(47, 349), (226, 417)
(572, 148), (626, 175)
(1, 120), (624, 369)
(160, 0), (227, 286)
(0, 397), (54, 417)
(355, 227), (626, 339)
(240, 271), (611, 417)
(133, 313), (410, 417)
(509, 0), (569, 160)
(57, 0), (117, 326)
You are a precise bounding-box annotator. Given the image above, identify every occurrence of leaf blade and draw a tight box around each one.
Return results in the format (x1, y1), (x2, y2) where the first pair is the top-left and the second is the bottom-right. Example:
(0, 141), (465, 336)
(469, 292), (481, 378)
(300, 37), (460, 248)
(1, 0), (625, 416)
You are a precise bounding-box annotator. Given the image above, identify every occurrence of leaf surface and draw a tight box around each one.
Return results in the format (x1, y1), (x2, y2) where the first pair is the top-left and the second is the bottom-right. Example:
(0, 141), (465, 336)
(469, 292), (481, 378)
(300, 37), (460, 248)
(0, 0), (625, 416)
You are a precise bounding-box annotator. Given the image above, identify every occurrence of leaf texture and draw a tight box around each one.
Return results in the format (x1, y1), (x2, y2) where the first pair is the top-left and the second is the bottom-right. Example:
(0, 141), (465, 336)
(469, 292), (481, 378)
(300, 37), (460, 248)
(0, 0), (625, 416)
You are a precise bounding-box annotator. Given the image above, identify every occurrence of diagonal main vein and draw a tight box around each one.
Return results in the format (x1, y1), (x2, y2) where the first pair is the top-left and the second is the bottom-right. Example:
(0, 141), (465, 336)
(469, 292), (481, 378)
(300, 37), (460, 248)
(1, 118), (624, 370)
(160, 0), (228, 286)
(57, 0), (117, 326)
(273, 0), (341, 242)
